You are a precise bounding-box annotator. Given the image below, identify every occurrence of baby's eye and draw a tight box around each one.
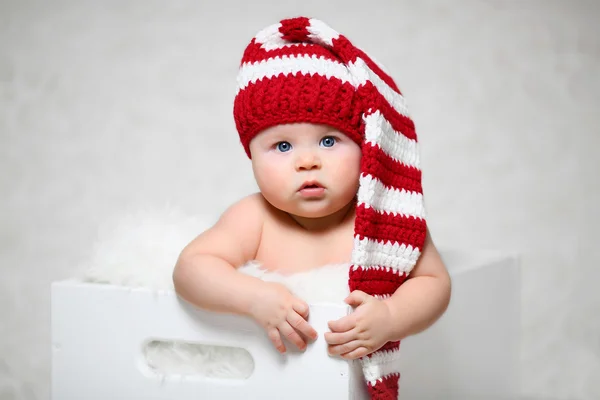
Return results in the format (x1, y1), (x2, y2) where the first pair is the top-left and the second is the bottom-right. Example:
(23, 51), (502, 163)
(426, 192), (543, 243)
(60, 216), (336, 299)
(320, 136), (337, 148)
(276, 141), (292, 152)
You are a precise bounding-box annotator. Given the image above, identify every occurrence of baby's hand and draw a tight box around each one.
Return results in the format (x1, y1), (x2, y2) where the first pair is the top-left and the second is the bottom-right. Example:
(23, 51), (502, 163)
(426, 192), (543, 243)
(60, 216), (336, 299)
(325, 290), (393, 360)
(248, 281), (318, 354)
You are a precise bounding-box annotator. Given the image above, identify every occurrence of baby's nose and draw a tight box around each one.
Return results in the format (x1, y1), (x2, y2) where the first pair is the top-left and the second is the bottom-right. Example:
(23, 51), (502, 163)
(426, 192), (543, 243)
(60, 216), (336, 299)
(295, 152), (322, 170)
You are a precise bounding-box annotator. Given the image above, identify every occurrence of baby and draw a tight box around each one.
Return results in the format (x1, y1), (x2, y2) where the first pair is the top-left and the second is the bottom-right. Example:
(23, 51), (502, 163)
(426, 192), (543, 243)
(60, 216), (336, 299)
(173, 16), (451, 399)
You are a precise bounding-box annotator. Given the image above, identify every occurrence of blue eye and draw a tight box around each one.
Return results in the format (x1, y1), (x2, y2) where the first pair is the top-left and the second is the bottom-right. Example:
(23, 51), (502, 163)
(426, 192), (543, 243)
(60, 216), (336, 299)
(320, 136), (336, 148)
(276, 141), (292, 152)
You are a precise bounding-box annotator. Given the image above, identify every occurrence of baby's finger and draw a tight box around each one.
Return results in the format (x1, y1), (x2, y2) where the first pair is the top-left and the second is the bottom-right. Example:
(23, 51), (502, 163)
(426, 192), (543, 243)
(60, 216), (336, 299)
(341, 346), (370, 360)
(293, 300), (310, 320)
(289, 311), (318, 341)
(328, 314), (356, 333)
(268, 328), (286, 354)
(328, 340), (362, 357)
(324, 328), (357, 345)
(279, 321), (307, 351)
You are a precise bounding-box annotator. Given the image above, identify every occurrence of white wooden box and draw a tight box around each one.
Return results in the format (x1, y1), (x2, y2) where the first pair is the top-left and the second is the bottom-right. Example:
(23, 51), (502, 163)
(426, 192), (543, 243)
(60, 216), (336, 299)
(51, 251), (520, 399)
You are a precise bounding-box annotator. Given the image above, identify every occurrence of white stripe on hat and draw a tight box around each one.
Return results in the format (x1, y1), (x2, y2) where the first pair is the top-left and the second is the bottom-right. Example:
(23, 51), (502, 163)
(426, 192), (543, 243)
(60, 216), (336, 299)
(364, 110), (420, 169)
(253, 22), (287, 51)
(360, 347), (403, 385)
(236, 54), (352, 94)
(307, 18), (340, 47)
(347, 59), (411, 117)
(351, 237), (421, 273)
(357, 175), (425, 219)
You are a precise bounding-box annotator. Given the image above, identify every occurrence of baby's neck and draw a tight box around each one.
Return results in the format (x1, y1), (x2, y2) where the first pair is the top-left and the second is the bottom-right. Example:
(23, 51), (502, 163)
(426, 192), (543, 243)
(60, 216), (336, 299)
(288, 201), (356, 233)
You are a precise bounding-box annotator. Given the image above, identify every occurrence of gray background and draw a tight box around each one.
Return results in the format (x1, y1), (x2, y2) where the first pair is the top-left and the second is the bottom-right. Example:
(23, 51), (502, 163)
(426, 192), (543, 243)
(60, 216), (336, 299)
(1, 0), (599, 399)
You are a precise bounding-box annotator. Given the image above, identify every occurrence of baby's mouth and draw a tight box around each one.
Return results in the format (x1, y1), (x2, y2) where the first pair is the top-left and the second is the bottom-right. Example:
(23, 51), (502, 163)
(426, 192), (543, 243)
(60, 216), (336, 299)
(298, 181), (326, 197)
(299, 181), (324, 191)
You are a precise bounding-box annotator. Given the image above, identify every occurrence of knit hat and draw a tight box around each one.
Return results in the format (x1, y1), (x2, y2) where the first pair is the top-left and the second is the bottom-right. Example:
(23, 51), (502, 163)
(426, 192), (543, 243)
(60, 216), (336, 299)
(233, 17), (427, 399)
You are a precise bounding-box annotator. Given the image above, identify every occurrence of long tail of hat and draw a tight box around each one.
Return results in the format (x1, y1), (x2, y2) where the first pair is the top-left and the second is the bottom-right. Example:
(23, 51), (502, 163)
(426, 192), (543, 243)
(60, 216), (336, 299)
(249, 17), (427, 399)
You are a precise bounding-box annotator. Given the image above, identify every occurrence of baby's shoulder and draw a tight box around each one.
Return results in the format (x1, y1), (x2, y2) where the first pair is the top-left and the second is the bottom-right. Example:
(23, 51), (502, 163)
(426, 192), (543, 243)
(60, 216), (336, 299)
(220, 192), (268, 231)
(227, 191), (268, 216)
(227, 192), (288, 246)
(199, 192), (268, 266)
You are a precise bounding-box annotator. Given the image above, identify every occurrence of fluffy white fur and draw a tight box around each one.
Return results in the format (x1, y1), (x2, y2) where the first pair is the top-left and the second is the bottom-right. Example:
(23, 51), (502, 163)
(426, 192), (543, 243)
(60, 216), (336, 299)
(237, 261), (351, 304)
(77, 205), (350, 379)
(79, 205), (214, 291)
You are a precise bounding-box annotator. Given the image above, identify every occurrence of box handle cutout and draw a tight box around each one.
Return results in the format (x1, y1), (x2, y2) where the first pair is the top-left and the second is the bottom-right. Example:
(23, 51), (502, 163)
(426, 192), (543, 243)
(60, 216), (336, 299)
(143, 339), (254, 380)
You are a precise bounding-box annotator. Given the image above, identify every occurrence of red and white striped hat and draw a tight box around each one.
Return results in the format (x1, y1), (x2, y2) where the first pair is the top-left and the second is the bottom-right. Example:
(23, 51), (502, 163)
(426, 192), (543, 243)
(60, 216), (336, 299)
(233, 16), (427, 399)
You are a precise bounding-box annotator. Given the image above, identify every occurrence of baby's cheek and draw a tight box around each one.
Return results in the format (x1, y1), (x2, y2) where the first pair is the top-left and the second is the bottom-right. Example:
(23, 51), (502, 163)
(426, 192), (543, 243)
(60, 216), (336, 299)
(336, 154), (361, 179)
(258, 165), (288, 190)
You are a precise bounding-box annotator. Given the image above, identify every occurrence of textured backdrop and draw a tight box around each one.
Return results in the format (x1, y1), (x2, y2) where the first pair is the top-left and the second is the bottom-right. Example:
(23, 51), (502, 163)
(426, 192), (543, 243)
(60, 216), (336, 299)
(1, 1), (599, 399)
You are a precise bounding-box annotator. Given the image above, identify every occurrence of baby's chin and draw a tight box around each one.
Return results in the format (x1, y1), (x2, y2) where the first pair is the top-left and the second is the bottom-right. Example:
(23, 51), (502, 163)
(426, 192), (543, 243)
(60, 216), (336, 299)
(261, 192), (351, 219)
(285, 200), (346, 219)
(289, 209), (332, 219)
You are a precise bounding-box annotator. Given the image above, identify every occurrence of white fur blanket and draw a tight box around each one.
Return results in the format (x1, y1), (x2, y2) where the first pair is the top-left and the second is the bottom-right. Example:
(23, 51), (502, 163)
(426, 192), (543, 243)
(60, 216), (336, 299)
(76, 206), (350, 379)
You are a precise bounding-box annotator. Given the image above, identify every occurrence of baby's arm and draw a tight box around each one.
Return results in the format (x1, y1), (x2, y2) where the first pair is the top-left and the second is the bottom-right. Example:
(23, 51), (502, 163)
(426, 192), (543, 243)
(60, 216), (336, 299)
(382, 229), (452, 341)
(325, 229), (451, 359)
(172, 193), (318, 352)
(172, 193), (265, 316)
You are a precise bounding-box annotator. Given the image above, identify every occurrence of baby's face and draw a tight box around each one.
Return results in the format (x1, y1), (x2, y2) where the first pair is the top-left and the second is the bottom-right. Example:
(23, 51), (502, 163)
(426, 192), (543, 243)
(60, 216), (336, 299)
(249, 123), (362, 219)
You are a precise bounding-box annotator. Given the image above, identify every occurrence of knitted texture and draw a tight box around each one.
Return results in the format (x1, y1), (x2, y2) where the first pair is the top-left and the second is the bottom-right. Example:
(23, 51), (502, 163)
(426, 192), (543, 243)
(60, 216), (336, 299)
(233, 17), (427, 399)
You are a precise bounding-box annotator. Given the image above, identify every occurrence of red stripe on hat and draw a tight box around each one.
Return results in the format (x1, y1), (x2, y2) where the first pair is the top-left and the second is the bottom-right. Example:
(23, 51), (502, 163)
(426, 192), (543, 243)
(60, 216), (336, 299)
(361, 143), (423, 194)
(332, 35), (401, 94)
(349, 267), (408, 294)
(233, 73), (363, 156)
(354, 203), (426, 248)
(241, 39), (340, 65)
(367, 372), (400, 399)
(279, 17), (311, 42)
(363, 341), (401, 360)
(359, 85), (417, 141)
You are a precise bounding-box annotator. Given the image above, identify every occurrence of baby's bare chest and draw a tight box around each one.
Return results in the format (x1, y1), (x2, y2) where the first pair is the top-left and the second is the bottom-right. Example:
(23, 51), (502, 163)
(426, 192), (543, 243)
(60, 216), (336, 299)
(254, 224), (354, 274)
